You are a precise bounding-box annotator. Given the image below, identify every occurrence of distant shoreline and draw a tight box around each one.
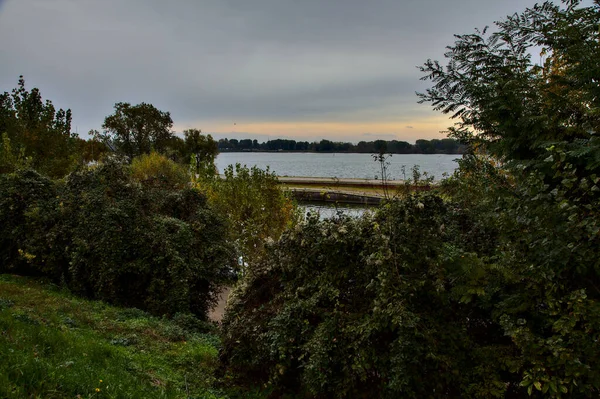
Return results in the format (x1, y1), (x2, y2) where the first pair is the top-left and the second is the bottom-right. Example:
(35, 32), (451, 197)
(217, 149), (465, 155)
(216, 138), (466, 154)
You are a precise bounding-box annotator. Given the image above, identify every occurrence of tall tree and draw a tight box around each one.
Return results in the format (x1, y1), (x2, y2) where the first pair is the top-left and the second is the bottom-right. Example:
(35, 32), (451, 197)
(101, 102), (173, 159)
(418, 1), (600, 396)
(0, 76), (76, 177)
(417, 0), (599, 161)
(183, 128), (218, 175)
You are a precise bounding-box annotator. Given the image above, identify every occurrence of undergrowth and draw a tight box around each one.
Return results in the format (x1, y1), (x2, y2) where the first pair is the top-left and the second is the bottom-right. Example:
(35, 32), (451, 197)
(0, 274), (226, 399)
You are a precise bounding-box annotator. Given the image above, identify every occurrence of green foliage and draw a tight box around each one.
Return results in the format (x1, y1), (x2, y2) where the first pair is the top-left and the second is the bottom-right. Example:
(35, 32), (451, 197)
(441, 151), (600, 398)
(0, 169), (59, 276)
(221, 195), (511, 398)
(131, 151), (190, 189)
(418, 2), (600, 395)
(0, 275), (226, 398)
(61, 160), (234, 317)
(101, 102), (174, 159)
(222, 158), (600, 397)
(198, 163), (297, 265)
(0, 161), (235, 318)
(418, 1), (599, 161)
(0, 132), (31, 174)
(222, 3), (600, 395)
(184, 128), (219, 178)
(0, 76), (78, 177)
(417, 3), (600, 395)
(76, 132), (110, 164)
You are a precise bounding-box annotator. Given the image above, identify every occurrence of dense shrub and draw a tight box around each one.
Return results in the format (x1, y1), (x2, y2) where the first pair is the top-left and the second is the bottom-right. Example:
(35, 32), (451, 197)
(447, 148), (600, 397)
(0, 133), (31, 174)
(198, 163), (298, 265)
(0, 161), (235, 318)
(0, 169), (59, 276)
(130, 151), (189, 189)
(221, 194), (516, 398)
(221, 146), (600, 397)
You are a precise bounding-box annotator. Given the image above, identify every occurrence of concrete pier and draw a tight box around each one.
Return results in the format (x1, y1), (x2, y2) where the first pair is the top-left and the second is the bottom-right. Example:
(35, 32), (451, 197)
(288, 188), (383, 205)
(278, 177), (432, 204)
(277, 176), (407, 188)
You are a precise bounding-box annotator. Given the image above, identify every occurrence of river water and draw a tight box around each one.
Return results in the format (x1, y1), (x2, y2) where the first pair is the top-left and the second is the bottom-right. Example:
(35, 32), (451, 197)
(301, 203), (370, 219)
(216, 152), (460, 180)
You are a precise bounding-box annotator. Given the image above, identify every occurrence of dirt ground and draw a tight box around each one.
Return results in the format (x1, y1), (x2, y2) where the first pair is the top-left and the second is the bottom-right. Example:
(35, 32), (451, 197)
(208, 286), (232, 322)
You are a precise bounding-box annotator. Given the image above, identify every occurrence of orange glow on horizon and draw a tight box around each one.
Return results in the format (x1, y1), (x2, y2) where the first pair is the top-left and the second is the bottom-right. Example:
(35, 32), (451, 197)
(174, 115), (453, 143)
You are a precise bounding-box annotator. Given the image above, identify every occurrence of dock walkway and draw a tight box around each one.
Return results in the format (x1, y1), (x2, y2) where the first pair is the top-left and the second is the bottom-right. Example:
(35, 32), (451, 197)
(278, 176), (407, 188)
(277, 177), (431, 205)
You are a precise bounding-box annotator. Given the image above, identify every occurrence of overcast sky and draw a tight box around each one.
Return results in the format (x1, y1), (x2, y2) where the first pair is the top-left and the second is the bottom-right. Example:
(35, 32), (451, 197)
(0, 0), (546, 142)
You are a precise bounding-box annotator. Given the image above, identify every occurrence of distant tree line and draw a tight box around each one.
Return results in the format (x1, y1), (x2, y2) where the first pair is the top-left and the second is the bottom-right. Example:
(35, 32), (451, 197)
(217, 137), (465, 154)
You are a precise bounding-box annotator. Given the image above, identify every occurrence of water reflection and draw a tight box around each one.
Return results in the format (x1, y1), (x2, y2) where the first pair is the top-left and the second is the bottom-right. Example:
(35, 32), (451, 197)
(217, 152), (458, 181)
(299, 203), (370, 219)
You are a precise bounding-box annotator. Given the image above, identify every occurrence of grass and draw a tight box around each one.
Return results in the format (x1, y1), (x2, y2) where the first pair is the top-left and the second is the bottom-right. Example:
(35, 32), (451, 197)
(0, 274), (226, 399)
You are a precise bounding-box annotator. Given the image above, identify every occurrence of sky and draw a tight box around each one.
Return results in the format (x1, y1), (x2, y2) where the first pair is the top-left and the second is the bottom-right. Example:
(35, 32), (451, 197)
(0, 0), (549, 143)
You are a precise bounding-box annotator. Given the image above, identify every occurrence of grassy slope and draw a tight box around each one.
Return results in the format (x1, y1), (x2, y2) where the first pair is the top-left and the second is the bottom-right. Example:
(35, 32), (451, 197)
(0, 274), (225, 399)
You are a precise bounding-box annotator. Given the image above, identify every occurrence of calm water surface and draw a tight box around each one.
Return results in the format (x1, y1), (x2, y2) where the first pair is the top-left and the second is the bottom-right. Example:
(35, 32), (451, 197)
(216, 152), (460, 180)
(300, 203), (369, 219)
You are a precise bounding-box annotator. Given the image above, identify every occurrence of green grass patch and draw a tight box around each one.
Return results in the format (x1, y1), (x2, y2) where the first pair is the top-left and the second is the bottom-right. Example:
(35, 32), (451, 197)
(0, 274), (225, 399)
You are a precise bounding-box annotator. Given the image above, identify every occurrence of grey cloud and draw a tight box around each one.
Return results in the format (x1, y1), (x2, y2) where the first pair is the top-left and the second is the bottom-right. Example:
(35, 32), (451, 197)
(0, 0), (544, 138)
(169, 73), (418, 123)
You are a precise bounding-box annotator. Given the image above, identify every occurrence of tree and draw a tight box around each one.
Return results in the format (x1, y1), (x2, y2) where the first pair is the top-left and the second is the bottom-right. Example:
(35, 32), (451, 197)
(415, 139), (434, 154)
(238, 139), (253, 150)
(318, 139), (334, 152)
(0, 133), (31, 174)
(418, 1), (600, 396)
(75, 133), (109, 164)
(199, 163), (297, 265)
(130, 151), (189, 189)
(101, 102), (174, 159)
(0, 76), (77, 177)
(417, 0), (599, 161)
(183, 128), (218, 176)
(373, 139), (387, 153)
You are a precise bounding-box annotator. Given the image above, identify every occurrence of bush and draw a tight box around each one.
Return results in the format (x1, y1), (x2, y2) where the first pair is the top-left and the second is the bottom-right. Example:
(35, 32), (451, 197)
(221, 194), (512, 398)
(222, 147), (600, 397)
(130, 151), (189, 189)
(198, 163), (298, 265)
(451, 149), (600, 397)
(0, 133), (31, 174)
(0, 169), (60, 277)
(0, 161), (235, 319)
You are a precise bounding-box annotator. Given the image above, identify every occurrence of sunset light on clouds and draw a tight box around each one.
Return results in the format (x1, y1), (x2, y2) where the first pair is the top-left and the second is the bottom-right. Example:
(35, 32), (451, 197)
(176, 114), (452, 142)
(0, 0), (548, 143)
